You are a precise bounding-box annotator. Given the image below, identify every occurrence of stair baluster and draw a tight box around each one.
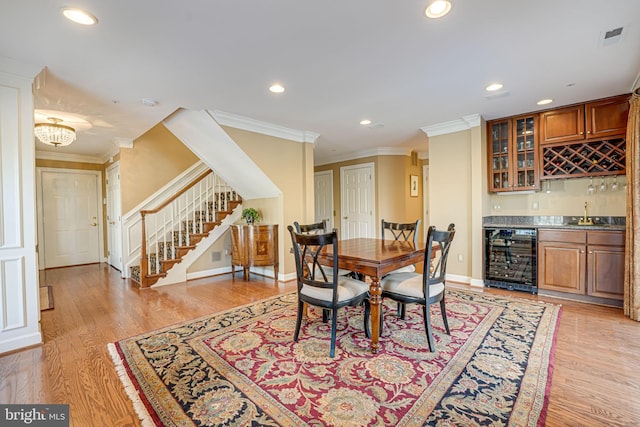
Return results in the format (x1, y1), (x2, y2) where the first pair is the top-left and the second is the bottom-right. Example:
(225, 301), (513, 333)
(135, 169), (241, 287)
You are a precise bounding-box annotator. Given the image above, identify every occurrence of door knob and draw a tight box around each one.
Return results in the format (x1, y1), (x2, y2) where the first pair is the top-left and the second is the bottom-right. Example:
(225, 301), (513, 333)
(91, 223), (97, 226)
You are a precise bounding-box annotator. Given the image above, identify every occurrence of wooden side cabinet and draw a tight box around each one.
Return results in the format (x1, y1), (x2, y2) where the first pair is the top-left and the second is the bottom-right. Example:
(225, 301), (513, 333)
(538, 229), (624, 301)
(231, 224), (279, 281)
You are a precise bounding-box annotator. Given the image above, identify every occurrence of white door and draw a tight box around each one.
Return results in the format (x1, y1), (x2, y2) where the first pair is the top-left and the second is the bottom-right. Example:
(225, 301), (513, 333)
(106, 163), (123, 272)
(41, 170), (102, 268)
(314, 170), (334, 230)
(340, 163), (375, 239)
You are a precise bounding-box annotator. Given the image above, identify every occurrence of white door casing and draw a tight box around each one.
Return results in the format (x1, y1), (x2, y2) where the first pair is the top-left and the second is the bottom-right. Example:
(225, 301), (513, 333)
(38, 169), (103, 268)
(106, 162), (123, 272)
(314, 170), (334, 230)
(340, 163), (375, 239)
(423, 164), (430, 237)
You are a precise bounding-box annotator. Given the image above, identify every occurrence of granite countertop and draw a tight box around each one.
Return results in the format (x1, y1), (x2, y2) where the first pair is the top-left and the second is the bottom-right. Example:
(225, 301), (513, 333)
(483, 215), (625, 231)
(484, 223), (625, 231)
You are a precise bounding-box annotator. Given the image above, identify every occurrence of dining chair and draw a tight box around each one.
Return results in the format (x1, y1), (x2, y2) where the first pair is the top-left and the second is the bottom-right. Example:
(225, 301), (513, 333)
(294, 220), (353, 278)
(381, 219), (421, 274)
(287, 225), (371, 357)
(379, 223), (455, 352)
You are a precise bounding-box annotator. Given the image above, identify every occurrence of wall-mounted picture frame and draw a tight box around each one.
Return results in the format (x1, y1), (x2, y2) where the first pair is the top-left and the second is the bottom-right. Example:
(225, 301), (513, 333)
(410, 175), (418, 197)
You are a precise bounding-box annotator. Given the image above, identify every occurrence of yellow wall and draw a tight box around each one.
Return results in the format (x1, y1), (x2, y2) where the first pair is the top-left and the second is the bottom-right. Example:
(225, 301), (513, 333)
(119, 124), (199, 213)
(188, 127), (315, 277)
(428, 130), (476, 278)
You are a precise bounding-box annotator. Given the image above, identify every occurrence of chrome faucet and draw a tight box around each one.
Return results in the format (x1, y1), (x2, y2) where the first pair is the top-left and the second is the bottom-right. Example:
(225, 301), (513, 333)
(578, 201), (594, 225)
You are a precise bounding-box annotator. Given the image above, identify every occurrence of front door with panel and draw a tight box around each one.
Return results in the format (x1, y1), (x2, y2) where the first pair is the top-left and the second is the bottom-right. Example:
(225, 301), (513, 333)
(42, 170), (101, 268)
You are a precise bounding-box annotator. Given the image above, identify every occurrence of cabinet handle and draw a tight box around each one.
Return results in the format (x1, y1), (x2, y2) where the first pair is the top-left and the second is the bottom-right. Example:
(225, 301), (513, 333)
(588, 251), (593, 254)
(579, 131), (583, 135)
(580, 250), (585, 253)
(587, 130), (591, 134)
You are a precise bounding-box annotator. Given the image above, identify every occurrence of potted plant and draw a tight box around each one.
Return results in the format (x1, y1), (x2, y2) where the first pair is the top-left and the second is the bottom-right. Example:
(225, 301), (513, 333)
(241, 208), (260, 224)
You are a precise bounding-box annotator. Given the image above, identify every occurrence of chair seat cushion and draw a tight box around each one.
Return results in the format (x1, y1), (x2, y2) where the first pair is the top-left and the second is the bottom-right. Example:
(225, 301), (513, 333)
(380, 272), (445, 299)
(387, 265), (416, 275)
(301, 277), (369, 303)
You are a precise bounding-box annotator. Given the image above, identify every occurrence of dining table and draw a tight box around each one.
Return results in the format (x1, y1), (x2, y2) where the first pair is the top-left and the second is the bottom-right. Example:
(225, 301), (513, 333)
(319, 237), (425, 354)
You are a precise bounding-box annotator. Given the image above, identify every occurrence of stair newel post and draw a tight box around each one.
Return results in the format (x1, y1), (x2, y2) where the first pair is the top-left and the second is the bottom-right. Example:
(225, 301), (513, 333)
(140, 211), (148, 287)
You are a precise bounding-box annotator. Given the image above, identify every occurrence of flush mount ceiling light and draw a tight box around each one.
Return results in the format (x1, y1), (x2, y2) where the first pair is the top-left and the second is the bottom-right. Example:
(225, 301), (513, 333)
(34, 117), (76, 147)
(425, 0), (452, 18)
(269, 84), (285, 93)
(61, 7), (98, 25)
(485, 83), (503, 92)
(360, 119), (372, 125)
(537, 98), (553, 105)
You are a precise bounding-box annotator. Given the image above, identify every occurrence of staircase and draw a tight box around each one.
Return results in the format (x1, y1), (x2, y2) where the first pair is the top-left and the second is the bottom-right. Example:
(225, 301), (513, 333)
(129, 168), (242, 288)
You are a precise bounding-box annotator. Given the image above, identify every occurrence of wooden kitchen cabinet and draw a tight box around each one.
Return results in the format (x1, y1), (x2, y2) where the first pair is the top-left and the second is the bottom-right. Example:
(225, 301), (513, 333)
(539, 94), (630, 144)
(538, 229), (624, 301)
(487, 114), (539, 192)
(231, 224), (279, 281)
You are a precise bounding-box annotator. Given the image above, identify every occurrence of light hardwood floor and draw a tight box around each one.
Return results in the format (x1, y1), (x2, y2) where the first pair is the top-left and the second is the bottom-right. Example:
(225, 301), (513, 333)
(0, 264), (638, 426)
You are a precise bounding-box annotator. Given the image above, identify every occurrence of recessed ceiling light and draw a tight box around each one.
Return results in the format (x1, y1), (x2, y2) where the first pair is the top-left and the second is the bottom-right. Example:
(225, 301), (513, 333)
(61, 7), (98, 25)
(360, 119), (372, 125)
(485, 83), (503, 92)
(537, 98), (553, 105)
(425, 0), (452, 18)
(269, 84), (285, 93)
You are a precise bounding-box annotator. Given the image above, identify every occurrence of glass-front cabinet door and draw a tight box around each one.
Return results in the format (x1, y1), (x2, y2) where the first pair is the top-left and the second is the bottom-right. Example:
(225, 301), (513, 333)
(489, 120), (511, 191)
(488, 115), (539, 192)
(513, 114), (538, 191)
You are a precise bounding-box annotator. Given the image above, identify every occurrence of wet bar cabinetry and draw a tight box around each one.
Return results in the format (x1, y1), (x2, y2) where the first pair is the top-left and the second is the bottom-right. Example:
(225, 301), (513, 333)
(539, 95), (630, 144)
(539, 94), (630, 179)
(538, 229), (624, 302)
(487, 94), (630, 191)
(487, 114), (539, 192)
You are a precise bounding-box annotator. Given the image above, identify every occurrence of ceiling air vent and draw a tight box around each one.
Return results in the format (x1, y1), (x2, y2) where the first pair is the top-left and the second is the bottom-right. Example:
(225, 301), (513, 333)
(601, 26), (623, 46)
(604, 27), (623, 40)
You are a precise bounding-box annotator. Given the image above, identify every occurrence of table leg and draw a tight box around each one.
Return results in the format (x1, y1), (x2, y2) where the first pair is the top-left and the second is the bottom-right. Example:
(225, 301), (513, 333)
(369, 276), (381, 354)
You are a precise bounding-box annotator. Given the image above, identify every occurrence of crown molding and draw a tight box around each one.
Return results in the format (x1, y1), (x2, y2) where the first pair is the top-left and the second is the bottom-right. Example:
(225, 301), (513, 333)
(209, 110), (320, 143)
(35, 150), (105, 164)
(420, 113), (482, 137)
(114, 137), (134, 148)
(315, 146), (413, 166)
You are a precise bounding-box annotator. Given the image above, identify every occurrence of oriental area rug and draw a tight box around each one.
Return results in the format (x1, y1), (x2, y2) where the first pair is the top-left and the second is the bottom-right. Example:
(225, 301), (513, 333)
(109, 289), (561, 427)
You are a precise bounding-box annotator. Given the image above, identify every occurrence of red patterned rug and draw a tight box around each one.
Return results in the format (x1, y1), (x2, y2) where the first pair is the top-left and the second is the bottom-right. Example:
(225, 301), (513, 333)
(109, 289), (561, 426)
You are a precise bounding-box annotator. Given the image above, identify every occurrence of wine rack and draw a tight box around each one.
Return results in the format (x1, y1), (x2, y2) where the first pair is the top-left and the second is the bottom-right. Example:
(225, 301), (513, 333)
(541, 138), (626, 178)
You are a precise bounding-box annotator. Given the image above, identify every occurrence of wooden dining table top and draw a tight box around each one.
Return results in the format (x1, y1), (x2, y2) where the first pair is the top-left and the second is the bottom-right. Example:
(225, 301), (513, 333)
(319, 237), (425, 278)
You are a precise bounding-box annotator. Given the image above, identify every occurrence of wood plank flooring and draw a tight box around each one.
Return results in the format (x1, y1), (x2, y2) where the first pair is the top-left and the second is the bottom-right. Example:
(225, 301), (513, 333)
(1, 263), (638, 426)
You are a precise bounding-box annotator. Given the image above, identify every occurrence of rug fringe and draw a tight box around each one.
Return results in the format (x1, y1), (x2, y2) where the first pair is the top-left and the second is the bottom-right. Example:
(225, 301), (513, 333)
(108, 343), (156, 427)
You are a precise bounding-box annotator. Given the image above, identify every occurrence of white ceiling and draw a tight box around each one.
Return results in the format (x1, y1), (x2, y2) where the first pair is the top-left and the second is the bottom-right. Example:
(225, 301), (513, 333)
(2, 1), (639, 164)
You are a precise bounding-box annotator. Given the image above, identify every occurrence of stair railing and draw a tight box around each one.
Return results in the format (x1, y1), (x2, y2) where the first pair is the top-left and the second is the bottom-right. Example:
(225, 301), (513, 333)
(139, 168), (239, 287)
